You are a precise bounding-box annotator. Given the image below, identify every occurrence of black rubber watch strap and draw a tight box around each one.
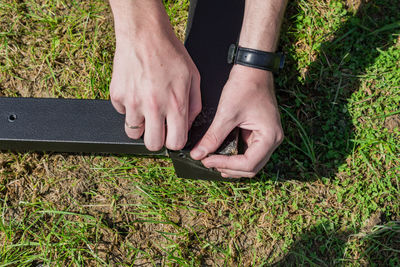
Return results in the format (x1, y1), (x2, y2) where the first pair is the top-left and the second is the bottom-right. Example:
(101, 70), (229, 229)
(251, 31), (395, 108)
(228, 44), (285, 73)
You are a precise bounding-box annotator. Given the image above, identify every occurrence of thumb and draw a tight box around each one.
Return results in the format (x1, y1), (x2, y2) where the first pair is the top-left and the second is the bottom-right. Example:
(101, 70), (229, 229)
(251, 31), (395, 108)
(190, 113), (236, 160)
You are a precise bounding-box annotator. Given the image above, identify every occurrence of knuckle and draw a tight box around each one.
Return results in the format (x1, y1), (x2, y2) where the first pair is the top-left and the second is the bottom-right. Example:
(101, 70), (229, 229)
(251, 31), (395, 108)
(203, 132), (220, 146)
(183, 68), (191, 80)
(193, 102), (202, 116)
(193, 69), (201, 83)
(242, 161), (258, 173)
(175, 101), (187, 115)
(147, 95), (161, 114)
(170, 91), (187, 115)
(216, 106), (235, 123)
(264, 133), (279, 147)
(216, 105), (229, 118)
(214, 161), (228, 169)
(276, 129), (285, 144)
(110, 89), (123, 104)
(125, 99), (139, 113)
(174, 66), (191, 84)
(125, 96), (140, 110)
(181, 62), (200, 81)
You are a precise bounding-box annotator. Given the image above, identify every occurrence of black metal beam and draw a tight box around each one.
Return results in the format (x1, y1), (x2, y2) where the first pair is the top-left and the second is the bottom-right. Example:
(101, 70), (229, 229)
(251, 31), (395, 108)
(0, 97), (166, 156)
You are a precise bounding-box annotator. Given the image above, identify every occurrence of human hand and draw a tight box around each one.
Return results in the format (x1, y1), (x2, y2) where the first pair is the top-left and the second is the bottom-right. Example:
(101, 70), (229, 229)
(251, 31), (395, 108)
(190, 65), (284, 178)
(109, 0), (201, 151)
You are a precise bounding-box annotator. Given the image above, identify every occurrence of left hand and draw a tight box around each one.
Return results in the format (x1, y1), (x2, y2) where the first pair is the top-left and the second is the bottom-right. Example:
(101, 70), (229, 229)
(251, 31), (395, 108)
(190, 65), (284, 178)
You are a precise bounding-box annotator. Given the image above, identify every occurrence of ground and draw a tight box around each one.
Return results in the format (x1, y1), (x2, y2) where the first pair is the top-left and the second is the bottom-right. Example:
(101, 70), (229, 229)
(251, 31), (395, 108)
(0, 0), (399, 266)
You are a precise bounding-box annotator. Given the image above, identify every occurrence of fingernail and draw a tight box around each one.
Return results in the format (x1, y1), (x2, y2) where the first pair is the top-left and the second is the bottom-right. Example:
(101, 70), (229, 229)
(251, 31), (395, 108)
(191, 147), (206, 159)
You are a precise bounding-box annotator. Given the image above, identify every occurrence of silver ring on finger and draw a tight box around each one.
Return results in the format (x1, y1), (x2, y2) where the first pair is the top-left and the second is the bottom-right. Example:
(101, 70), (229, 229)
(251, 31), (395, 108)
(125, 121), (144, 130)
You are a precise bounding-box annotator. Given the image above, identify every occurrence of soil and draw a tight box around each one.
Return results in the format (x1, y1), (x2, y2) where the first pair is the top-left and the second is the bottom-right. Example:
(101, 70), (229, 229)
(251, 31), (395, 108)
(385, 114), (400, 133)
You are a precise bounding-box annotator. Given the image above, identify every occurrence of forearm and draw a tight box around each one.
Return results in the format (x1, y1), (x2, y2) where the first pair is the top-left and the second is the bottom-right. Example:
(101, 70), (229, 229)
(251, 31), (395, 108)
(109, 1), (201, 151)
(109, 0), (173, 44)
(239, 0), (288, 52)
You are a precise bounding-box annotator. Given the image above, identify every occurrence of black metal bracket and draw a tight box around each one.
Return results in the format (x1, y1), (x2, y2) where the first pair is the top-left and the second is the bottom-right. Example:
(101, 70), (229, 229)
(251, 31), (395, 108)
(0, 0), (245, 181)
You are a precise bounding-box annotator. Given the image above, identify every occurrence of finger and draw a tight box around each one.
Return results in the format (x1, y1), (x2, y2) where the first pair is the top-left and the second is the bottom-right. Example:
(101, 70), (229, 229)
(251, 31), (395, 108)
(217, 168), (257, 178)
(165, 112), (187, 151)
(188, 73), (202, 129)
(144, 112), (165, 151)
(201, 137), (273, 172)
(190, 113), (236, 160)
(109, 80), (126, 114)
(124, 109), (145, 139)
(221, 173), (240, 179)
(111, 99), (126, 114)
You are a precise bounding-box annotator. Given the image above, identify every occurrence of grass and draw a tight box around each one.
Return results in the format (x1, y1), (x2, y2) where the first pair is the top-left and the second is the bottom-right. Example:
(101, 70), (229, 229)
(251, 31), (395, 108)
(0, 0), (399, 265)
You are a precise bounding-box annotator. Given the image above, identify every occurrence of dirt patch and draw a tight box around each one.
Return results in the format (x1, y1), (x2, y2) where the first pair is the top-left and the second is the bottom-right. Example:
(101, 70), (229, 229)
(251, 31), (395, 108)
(385, 114), (400, 133)
(360, 211), (383, 235)
(346, 0), (363, 12)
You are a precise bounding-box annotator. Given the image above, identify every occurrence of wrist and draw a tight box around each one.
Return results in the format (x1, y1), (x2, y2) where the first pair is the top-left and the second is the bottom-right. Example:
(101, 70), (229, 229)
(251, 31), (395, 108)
(229, 65), (278, 106)
(111, 0), (173, 44)
(230, 64), (273, 83)
(238, 31), (277, 53)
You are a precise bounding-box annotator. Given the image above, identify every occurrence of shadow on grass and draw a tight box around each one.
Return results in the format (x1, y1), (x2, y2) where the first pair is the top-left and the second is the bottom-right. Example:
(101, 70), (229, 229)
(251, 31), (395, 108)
(357, 221), (400, 265)
(267, 1), (400, 265)
(272, 222), (351, 266)
(265, 0), (400, 181)
(272, 221), (400, 266)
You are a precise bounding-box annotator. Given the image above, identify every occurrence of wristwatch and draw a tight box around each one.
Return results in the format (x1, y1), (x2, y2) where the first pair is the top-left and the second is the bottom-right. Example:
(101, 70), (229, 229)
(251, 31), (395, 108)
(227, 44), (285, 73)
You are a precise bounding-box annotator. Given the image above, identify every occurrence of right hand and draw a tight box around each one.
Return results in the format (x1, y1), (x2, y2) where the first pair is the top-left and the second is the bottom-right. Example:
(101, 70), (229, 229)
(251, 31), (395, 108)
(110, 8), (201, 151)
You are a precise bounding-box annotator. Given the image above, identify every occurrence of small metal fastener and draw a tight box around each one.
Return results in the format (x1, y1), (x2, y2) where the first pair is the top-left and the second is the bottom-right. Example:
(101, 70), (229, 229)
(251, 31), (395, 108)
(8, 114), (17, 122)
(227, 44), (237, 64)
